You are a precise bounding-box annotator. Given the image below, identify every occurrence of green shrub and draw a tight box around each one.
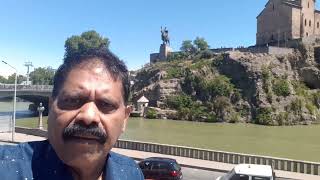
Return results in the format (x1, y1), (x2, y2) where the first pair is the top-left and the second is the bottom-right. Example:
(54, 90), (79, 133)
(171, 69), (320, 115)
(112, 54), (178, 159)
(198, 49), (214, 59)
(205, 76), (234, 98)
(229, 112), (241, 123)
(231, 90), (241, 103)
(205, 114), (218, 123)
(213, 96), (232, 121)
(292, 81), (309, 97)
(261, 65), (272, 93)
(145, 108), (157, 119)
(190, 59), (211, 70)
(256, 107), (273, 125)
(166, 94), (193, 110)
(272, 78), (290, 97)
(276, 112), (289, 126)
(290, 98), (303, 115)
(166, 67), (184, 79)
(211, 54), (225, 67)
(306, 102), (317, 115)
(267, 91), (273, 103)
(312, 92), (320, 108)
(167, 52), (189, 61)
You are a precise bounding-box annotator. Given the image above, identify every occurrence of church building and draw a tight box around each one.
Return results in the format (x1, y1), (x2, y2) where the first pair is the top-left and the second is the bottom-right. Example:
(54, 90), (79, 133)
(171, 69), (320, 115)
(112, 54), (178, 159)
(257, 0), (320, 45)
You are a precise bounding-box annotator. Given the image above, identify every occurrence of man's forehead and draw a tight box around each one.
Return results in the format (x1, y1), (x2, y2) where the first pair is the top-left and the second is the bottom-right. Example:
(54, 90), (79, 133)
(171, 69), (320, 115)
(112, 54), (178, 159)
(75, 58), (108, 72)
(61, 60), (122, 94)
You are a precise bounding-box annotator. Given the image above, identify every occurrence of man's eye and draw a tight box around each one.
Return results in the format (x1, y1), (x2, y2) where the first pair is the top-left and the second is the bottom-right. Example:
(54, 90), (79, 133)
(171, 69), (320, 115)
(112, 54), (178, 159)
(58, 97), (83, 110)
(64, 98), (81, 104)
(97, 101), (116, 113)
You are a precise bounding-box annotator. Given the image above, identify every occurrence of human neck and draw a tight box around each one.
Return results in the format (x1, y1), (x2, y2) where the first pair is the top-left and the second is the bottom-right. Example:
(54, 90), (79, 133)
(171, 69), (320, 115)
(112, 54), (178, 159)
(69, 162), (104, 180)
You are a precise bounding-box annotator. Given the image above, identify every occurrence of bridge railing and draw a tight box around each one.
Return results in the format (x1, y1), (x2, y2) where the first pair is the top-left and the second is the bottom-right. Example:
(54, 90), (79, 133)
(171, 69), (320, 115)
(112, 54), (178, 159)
(0, 84), (53, 91)
(14, 127), (320, 176)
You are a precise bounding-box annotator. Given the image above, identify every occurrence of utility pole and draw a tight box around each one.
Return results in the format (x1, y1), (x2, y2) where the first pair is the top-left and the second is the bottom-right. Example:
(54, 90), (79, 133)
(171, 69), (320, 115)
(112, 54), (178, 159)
(24, 61), (33, 85)
(2, 60), (17, 142)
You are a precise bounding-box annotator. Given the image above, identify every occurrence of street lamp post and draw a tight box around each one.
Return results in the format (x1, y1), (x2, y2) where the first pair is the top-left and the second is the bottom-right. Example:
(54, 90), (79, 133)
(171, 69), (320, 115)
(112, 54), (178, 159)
(1, 60), (17, 142)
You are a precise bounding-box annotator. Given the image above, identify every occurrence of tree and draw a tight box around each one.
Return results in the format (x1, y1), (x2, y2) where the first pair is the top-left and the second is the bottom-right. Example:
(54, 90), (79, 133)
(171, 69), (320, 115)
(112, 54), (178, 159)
(193, 37), (209, 51)
(64, 30), (110, 61)
(6, 73), (26, 84)
(29, 67), (55, 85)
(180, 40), (195, 52)
(0, 75), (7, 83)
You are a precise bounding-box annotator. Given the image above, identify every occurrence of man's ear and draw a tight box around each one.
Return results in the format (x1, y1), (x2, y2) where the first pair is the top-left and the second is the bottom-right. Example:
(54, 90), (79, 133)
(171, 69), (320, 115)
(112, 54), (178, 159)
(121, 105), (132, 133)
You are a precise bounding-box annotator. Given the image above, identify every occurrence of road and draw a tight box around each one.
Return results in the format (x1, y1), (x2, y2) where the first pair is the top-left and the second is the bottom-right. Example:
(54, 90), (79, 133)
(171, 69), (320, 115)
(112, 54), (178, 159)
(182, 167), (225, 180)
(181, 167), (292, 180)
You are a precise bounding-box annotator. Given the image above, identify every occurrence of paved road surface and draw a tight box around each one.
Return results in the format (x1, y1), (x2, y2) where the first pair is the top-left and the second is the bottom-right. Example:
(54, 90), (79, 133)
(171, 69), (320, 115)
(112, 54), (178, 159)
(182, 167), (225, 180)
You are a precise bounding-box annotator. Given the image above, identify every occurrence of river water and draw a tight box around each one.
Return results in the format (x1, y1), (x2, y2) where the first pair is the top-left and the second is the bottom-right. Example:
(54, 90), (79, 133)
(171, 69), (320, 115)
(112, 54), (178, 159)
(0, 101), (319, 162)
(0, 101), (34, 119)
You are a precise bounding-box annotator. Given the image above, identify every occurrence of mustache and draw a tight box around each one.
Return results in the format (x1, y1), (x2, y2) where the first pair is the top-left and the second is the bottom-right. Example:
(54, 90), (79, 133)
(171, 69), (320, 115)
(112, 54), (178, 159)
(62, 122), (107, 144)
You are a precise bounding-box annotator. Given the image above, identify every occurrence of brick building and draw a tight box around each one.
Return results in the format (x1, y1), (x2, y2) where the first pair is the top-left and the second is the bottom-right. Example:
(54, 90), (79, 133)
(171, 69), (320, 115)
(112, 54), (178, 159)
(257, 0), (320, 46)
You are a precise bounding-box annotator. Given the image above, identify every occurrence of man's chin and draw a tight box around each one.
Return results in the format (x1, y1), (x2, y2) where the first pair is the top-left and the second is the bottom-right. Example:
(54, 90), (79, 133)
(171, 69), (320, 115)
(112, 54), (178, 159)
(61, 141), (106, 164)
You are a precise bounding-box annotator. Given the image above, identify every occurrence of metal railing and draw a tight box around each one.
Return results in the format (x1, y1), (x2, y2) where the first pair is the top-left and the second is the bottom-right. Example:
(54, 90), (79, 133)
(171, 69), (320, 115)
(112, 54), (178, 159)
(0, 84), (53, 91)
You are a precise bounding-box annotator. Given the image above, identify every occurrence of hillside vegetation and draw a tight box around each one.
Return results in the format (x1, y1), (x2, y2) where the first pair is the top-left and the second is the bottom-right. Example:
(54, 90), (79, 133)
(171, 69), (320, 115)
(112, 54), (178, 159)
(132, 45), (320, 126)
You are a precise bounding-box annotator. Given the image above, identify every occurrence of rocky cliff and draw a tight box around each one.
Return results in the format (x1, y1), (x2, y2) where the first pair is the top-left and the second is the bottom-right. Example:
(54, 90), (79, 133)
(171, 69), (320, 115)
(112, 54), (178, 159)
(132, 45), (320, 125)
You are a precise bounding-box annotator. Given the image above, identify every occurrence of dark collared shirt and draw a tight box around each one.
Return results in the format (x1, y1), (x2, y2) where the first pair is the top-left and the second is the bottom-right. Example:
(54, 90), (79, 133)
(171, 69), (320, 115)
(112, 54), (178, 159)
(0, 140), (144, 180)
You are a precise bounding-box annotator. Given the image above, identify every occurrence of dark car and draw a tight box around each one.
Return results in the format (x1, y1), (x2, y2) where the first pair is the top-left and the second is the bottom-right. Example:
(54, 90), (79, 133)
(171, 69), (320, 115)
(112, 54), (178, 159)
(138, 157), (183, 180)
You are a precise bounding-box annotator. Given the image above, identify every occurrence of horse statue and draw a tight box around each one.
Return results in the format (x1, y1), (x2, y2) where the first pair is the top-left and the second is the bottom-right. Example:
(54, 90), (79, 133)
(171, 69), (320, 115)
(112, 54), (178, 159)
(161, 26), (170, 45)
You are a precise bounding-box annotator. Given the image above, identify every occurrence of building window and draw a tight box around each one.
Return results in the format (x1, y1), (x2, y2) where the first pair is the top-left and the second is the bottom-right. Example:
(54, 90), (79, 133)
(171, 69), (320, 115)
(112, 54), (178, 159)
(273, 4), (274, 11)
(308, 2), (310, 8)
(305, 19), (307, 26)
(309, 20), (312, 27)
(318, 22), (319, 28)
(306, 32), (309, 36)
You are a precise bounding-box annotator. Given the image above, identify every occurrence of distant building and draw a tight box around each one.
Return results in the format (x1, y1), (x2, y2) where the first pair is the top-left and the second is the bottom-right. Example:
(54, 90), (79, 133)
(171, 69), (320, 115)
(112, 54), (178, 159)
(257, 0), (320, 46)
(137, 95), (149, 117)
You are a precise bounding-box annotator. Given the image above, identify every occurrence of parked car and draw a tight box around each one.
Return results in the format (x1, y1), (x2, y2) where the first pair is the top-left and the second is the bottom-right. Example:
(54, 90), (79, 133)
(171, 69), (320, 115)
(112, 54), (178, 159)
(216, 164), (275, 180)
(138, 157), (183, 180)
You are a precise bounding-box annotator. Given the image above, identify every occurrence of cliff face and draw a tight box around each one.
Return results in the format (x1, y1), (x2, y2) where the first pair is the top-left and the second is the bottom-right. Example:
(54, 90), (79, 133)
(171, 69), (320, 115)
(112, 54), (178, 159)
(132, 47), (320, 125)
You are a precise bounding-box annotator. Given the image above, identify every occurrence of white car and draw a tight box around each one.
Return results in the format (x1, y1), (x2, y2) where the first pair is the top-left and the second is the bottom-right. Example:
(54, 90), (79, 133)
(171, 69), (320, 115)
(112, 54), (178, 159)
(216, 164), (275, 180)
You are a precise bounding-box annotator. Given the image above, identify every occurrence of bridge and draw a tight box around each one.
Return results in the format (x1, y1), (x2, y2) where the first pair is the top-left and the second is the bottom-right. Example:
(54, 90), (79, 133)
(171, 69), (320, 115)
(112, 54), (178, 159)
(0, 84), (52, 97)
(0, 84), (53, 113)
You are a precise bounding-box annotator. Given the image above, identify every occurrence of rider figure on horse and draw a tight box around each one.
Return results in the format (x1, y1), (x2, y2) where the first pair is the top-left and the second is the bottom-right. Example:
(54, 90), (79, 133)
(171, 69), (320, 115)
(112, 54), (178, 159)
(161, 26), (170, 45)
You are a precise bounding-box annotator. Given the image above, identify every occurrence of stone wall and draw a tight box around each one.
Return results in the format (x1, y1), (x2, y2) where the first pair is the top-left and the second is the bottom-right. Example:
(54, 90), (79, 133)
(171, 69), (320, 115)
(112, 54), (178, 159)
(234, 46), (293, 55)
(150, 53), (159, 64)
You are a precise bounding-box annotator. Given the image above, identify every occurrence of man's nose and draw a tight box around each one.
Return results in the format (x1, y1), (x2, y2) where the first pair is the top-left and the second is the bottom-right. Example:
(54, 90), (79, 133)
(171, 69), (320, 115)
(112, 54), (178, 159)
(75, 102), (100, 125)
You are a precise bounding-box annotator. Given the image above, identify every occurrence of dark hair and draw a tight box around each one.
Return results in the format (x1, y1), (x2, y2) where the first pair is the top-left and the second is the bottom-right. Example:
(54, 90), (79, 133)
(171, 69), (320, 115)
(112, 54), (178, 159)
(52, 49), (130, 104)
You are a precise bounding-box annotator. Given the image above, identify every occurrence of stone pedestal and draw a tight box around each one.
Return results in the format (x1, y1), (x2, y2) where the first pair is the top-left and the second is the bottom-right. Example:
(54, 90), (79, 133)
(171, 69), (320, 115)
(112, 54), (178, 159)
(37, 103), (45, 130)
(159, 44), (172, 61)
(150, 44), (172, 63)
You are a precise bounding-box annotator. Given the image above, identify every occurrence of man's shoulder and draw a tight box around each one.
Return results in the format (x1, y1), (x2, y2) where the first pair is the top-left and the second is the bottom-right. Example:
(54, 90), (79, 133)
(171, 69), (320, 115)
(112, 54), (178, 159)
(107, 151), (144, 180)
(0, 140), (48, 160)
(109, 151), (138, 167)
(0, 140), (51, 180)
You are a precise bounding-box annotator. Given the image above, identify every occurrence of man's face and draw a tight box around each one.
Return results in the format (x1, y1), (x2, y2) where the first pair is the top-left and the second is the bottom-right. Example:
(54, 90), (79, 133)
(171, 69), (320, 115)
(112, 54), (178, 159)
(47, 60), (131, 167)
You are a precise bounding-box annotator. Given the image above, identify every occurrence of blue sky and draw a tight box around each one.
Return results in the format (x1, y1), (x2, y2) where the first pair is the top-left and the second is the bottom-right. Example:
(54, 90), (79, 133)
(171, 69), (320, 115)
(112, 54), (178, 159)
(0, 0), (318, 77)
